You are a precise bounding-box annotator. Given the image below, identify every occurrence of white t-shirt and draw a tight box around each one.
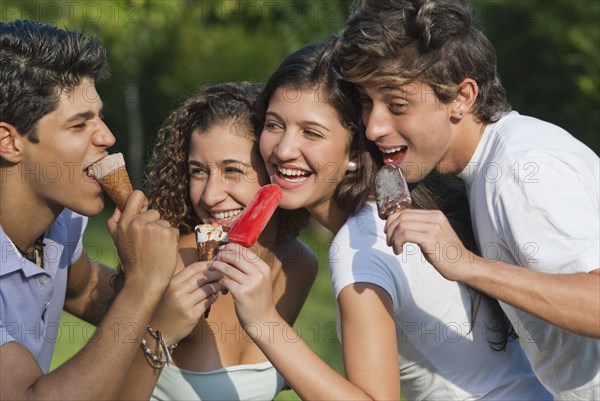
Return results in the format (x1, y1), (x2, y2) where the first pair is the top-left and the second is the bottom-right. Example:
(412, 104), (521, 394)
(330, 203), (551, 401)
(458, 111), (600, 400)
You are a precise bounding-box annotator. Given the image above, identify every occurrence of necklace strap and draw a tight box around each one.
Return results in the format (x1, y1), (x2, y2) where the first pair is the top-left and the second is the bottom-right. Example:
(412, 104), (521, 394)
(18, 237), (45, 268)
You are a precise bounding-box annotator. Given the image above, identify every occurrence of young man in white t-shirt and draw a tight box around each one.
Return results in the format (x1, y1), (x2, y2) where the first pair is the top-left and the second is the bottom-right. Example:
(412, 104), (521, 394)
(338, 0), (599, 399)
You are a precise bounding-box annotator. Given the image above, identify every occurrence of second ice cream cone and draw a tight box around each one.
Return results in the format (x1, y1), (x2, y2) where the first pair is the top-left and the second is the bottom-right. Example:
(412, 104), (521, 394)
(197, 240), (222, 261)
(195, 223), (228, 319)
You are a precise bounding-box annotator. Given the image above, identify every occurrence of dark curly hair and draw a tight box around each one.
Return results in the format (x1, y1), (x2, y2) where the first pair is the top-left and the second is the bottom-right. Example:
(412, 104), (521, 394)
(145, 82), (309, 237)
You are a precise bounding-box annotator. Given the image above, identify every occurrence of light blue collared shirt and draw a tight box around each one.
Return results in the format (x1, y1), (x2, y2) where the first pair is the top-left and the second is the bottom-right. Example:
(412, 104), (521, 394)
(0, 209), (86, 373)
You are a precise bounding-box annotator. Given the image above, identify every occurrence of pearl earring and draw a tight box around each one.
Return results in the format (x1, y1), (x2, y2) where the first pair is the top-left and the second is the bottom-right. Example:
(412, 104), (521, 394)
(347, 160), (358, 172)
(457, 111), (464, 117)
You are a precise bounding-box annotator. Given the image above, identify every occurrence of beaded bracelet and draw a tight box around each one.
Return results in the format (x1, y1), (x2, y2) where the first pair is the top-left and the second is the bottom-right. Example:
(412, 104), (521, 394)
(147, 325), (178, 364)
(141, 337), (166, 369)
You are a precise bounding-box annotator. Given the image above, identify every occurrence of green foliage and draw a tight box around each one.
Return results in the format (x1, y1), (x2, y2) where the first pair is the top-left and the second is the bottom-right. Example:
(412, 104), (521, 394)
(2, 0), (597, 155)
(473, 0), (600, 152)
(2, 1), (597, 398)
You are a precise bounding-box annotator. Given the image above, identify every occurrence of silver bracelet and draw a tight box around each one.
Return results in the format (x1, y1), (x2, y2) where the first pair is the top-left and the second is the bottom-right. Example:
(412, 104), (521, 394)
(147, 325), (178, 364)
(141, 337), (166, 369)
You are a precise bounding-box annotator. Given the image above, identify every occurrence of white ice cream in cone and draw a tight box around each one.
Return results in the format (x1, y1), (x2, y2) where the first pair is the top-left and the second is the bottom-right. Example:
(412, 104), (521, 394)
(87, 153), (133, 210)
(195, 223), (228, 261)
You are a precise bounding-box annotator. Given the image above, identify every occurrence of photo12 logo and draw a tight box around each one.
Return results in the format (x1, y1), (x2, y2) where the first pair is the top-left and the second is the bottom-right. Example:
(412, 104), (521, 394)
(1, 2), (140, 24)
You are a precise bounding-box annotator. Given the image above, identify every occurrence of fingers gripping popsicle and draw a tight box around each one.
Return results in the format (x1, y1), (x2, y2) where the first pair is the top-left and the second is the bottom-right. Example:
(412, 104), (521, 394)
(194, 184), (283, 258)
(225, 184), (283, 247)
(195, 184), (282, 317)
(375, 164), (412, 219)
(87, 153), (134, 210)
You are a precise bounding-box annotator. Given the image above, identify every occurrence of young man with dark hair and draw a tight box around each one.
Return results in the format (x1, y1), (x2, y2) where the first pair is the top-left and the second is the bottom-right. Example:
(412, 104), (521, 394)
(0, 20), (218, 400)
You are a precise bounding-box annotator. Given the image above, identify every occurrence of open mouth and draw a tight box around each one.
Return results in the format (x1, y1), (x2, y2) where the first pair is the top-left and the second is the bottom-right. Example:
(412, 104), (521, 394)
(208, 208), (243, 226)
(83, 156), (107, 180)
(83, 164), (99, 184)
(212, 209), (242, 221)
(381, 146), (407, 165)
(276, 165), (312, 183)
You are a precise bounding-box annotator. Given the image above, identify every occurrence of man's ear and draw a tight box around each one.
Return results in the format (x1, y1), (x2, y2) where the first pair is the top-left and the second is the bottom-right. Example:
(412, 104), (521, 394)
(451, 78), (479, 120)
(0, 122), (25, 163)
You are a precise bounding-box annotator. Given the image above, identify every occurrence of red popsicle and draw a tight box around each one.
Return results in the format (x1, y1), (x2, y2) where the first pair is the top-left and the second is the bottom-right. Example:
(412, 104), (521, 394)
(225, 184), (282, 247)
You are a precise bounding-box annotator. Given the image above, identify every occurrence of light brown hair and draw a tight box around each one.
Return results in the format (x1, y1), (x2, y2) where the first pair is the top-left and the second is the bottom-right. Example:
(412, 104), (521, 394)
(339, 0), (511, 123)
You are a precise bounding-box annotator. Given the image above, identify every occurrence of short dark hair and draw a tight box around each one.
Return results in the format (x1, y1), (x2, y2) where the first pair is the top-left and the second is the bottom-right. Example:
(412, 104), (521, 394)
(339, 0), (511, 123)
(257, 37), (381, 216)
(0, 20), (107, 142)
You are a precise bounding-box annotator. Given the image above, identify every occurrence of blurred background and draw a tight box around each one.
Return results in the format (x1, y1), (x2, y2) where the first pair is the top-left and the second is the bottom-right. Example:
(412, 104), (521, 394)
(2, 1), (598, 400)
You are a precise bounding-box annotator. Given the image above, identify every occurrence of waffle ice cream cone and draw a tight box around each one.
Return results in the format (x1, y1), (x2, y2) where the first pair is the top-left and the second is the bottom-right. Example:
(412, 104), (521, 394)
(87, 153), (133, 210)
(195, 223), (228, 261)
(195, 223), (228, 319)
(197, 241), (221, 261)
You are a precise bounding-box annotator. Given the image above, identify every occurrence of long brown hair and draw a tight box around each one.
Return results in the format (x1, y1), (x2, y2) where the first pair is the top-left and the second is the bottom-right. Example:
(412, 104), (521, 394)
(145, 82), (309, 237)
(111, 83), (310, 294)
(410, 174), (517, 351)
(257, 37), (381, 217)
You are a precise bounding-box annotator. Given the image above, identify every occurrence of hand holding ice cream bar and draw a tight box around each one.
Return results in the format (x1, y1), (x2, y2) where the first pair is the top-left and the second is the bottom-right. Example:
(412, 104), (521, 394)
(375, 164), (412, 220)
(87, 153), (133, 210)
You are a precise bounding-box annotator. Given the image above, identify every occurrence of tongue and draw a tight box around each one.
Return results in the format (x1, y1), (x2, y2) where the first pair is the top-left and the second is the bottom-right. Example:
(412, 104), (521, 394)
(384, 149), (405, 165)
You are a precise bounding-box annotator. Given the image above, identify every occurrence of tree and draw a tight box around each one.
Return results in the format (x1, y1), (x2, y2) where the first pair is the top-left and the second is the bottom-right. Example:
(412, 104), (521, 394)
(474, 0), (600, 152)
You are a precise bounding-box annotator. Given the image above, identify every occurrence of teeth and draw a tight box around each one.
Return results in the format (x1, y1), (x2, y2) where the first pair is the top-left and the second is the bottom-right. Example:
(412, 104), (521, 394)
(381, 146), (406, 154)
(278, 167), (309, 177)
(282, 176), (306, 183)
(212, 209), (242, 220)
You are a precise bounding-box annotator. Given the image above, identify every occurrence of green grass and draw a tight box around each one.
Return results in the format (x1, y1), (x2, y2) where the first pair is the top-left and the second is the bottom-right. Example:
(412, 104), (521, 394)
(50, 213), (343, 400)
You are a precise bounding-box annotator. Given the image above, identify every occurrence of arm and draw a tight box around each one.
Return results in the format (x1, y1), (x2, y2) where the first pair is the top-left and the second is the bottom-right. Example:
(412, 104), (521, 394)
(63, 252), (116, 326)
(384, 209), (600, 338)
(0, 191), (179, 401)
(1, 286), (158, 401)
(211, 243), (400, 400)
(118, 260), (223, 401)
(464, 258), (599, 338)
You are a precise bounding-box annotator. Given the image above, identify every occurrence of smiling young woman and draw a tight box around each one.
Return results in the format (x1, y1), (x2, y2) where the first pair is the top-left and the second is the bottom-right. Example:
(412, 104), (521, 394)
(208, 38), (551, 401)
(138, 83), (317, 401)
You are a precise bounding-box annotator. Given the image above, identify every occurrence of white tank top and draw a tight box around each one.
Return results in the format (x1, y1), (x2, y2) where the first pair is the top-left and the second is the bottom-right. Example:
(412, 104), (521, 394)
(151, 361), (285, 401)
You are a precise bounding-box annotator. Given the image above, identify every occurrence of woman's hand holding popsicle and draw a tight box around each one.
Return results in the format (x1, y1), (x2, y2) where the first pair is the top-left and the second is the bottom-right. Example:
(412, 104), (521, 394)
(209, 243), (278, 333)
